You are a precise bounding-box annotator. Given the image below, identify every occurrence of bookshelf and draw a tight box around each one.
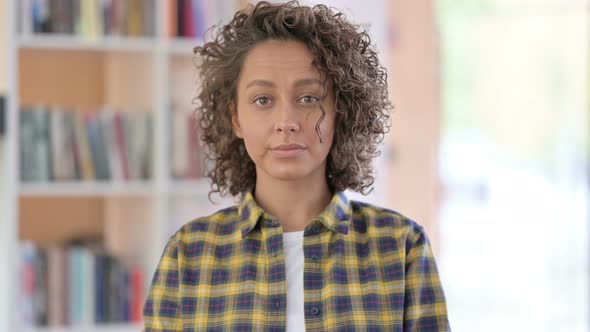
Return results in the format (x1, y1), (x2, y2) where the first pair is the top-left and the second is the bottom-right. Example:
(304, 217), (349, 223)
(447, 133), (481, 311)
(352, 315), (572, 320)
(2, 0), (241, 331)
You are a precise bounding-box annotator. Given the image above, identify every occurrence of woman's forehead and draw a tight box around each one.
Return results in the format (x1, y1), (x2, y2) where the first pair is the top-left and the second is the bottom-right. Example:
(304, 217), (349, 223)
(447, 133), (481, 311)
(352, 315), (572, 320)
(239, 40), (321, 82)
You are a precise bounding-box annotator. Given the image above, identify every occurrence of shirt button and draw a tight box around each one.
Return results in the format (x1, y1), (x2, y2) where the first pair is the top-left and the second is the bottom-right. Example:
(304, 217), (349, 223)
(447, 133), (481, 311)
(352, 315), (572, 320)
(311, 255), (319, 262)
(311, 306), (320, 315)
(311, 223), (321, 233)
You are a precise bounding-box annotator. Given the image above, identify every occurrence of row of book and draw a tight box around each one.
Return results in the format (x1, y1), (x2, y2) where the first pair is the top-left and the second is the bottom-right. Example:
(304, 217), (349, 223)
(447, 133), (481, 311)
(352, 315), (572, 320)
(19, 106), (153, 182)
(169, 0), (240, 38)
(21, 0), (156, 38)
(20, 241), (145, 326)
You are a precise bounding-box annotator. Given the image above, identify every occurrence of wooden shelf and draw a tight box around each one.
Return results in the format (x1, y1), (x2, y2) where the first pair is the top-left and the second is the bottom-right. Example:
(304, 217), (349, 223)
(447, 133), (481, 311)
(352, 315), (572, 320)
(19, 181), (156, 197)
(24, 323), (141, 332)
(170, 178), (211, 196)
(16, 34), (208, 56)
(17, 35), (157, 53)
(167, 37), (203, 56)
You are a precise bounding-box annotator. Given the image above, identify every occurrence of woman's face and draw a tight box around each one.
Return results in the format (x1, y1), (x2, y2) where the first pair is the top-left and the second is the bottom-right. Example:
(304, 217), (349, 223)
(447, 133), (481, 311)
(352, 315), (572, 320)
(232, 40), (336, 184)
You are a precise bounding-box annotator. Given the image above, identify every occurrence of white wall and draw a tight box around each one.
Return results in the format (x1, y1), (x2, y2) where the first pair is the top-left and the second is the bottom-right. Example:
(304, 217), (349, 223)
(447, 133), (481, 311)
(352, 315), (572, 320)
(0, 0), (14, 330)
(0, 0), (6, 93)
(0, 0), (6, 325)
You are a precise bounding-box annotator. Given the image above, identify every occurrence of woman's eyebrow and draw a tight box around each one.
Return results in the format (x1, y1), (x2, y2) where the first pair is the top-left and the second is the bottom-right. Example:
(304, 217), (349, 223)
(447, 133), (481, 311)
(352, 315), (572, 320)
(245, 78), (322, 90)
(293, 78), (322, 88)
(245, 79), (275, 89)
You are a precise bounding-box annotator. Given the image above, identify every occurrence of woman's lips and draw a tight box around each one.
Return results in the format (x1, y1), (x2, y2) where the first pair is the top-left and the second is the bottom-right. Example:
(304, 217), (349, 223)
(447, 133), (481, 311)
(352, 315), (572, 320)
(270, 147), (306, 158)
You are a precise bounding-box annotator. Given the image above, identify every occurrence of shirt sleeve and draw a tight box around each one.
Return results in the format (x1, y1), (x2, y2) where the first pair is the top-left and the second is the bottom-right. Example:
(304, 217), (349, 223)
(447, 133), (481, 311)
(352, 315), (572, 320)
(143, 237), (183, 332)
(403, 226), (451, 332)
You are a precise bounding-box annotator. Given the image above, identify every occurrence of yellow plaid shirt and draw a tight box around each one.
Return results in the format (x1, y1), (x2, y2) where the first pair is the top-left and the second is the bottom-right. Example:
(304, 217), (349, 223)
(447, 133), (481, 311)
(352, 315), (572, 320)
(143, 191), (450, 331)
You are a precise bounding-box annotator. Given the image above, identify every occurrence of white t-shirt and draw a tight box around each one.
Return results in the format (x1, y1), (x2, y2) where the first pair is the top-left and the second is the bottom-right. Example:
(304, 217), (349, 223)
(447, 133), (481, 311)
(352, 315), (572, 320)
(282, 230), (306, 331)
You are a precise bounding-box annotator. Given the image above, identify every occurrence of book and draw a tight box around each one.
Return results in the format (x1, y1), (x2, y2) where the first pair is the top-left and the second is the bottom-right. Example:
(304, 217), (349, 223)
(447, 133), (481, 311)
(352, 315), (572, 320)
(28, 106), (52, 182)
(50, 108), (78, 181)
(20, 110), (36, 181)
(85, 111), (111, 181)
(33, 249), (49, 326)
(126, 0), (142, 37)
(130, 265), (145, 322)
(168, 0), (177, 38)
(100, 109), (124, 181)
(73, 111), (95, 180)
(135, 111), (153, 180)
(113, 112), (130, 180)
(20, 242), (37, 327)
(47, 246), (67, 325)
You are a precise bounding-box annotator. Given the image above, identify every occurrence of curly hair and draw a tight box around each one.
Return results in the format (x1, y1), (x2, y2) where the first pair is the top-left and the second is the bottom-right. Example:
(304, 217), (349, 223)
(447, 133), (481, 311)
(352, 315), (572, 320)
(193, 1), (391, 198)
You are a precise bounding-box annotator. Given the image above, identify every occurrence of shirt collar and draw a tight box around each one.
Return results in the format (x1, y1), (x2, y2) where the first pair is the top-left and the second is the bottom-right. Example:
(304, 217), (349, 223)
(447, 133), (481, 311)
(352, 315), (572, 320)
(237, 190), (352, 238)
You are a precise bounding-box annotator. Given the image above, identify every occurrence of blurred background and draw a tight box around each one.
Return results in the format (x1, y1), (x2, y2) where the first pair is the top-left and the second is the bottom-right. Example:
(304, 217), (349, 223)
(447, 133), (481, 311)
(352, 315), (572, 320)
(0, 0), (588, 331)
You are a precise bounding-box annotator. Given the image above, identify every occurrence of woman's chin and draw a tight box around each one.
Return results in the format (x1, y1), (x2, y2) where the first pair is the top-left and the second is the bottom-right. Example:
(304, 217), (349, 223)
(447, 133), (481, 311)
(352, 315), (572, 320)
(268, 170), (308, 181)
(263, 165), (312, 182)
(256, 160), (324, 183)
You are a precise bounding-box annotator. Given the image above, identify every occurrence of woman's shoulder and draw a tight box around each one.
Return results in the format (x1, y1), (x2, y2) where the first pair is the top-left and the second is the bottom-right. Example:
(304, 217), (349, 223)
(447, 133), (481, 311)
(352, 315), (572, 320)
(171, 204), (242, 243)
(349, 199), (428, 244)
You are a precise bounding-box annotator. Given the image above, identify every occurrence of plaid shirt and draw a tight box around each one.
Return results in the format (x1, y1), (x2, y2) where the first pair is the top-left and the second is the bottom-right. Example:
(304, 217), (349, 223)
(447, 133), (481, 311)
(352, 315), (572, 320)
(143, 191), (450, 331)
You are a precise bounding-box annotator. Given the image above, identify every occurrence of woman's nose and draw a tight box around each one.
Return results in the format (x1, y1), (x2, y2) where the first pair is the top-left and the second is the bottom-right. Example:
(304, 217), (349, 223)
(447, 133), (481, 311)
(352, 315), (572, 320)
(274, 105), (301, 133)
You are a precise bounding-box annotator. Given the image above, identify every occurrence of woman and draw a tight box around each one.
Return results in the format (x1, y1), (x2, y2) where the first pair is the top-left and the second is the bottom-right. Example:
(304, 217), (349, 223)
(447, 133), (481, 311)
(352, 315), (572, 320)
(143, 1), (450, 331)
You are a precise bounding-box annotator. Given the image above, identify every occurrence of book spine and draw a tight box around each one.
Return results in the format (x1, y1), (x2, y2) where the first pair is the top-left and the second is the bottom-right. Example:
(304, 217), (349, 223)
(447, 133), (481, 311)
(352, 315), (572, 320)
(100, 110), (121, 181)
(141, 0), (155, 36)
(30, 106), (52, 182)
(65, 0), (75, 34)
(135, 112), (153, 180)
(47, 246), (66, 326)
(183, 0), (194, 38)
(94, 254), (105, 323)
(73, 111), (95, 180)
(169, 0), (177, 37)
(113, 112), (130, 180)
(19, 242), (37, 327)
(63, 111), (78, 180)
(130, 266), (144, 322)
(192, 0), (205, 39)
(177, 0), (184, 37)
(49, 109), (65, 181)
(123, 113), (138, 180)
(81, 248), (95, 324)
(108, 259), (120, 321)
(34, 249), (49, 326)
(101, 0), (112, 36)
(67, 248), (79, 324)
(122, 269), (130, 321)
(20, 0), (33, 35)
(127, 0), (142, 37)
(86, 112), (111, 180)
(19, 110), (35, 182)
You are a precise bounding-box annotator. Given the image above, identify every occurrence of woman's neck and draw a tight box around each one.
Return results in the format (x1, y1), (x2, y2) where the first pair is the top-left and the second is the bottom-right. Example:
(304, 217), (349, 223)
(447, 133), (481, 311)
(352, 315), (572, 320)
(253, 171), (333, 232)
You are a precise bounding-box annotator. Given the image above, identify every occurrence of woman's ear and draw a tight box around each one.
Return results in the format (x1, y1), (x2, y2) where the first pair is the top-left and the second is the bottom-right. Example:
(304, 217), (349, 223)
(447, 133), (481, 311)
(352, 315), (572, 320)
(230, 103), (243, 138)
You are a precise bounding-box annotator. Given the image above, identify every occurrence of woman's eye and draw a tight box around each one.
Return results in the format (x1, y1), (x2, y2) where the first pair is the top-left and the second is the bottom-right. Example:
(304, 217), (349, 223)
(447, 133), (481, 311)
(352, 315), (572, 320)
(254, 96), (272, 106)
(299, 95), (320, 104)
